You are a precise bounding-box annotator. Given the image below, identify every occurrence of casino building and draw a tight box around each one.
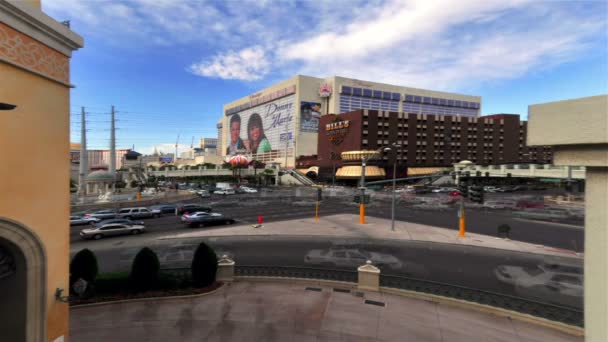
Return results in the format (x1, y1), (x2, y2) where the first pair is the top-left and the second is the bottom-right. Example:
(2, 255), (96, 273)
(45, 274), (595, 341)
(312, 110), (553, 181)
(220, 75), (482, 167)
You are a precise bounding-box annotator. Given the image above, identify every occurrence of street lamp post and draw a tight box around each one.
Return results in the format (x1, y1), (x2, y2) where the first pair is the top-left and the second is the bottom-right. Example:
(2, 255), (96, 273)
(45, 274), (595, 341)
(391, 159), (397, 231)
(359, 147), (388, 224)
(332, 162), (336, 186)
(386, 143), (400, 232)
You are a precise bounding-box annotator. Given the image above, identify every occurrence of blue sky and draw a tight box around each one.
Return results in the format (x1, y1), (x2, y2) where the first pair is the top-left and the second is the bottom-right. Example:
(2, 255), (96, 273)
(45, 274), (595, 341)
(43, 0), (607, 155)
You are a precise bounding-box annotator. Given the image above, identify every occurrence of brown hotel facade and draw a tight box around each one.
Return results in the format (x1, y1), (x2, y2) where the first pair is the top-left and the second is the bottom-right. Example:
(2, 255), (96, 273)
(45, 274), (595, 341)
(311, 110), (553, 178)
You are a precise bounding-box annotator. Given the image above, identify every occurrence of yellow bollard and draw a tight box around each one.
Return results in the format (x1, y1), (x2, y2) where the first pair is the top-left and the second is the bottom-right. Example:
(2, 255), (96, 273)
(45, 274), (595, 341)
(137, 192), (141, 201)
(459, 207), (466, 238)
(359, 203), (365, 224)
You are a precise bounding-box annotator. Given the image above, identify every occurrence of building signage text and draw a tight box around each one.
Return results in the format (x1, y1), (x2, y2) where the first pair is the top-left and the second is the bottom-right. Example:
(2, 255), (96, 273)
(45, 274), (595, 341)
(326, 120), (350, 145)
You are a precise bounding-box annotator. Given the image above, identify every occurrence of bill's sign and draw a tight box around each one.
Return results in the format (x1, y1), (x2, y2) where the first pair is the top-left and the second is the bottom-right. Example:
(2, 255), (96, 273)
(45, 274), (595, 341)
(326, 120), (350, 145)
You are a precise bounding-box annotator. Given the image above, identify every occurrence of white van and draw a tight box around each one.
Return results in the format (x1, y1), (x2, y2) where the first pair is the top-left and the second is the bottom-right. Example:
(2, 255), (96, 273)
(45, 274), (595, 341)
(483, 200), (517, 209)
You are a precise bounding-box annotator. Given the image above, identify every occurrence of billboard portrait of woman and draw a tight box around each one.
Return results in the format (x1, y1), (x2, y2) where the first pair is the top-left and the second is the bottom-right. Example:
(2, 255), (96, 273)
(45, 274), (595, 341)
(246, 113), (271, 154)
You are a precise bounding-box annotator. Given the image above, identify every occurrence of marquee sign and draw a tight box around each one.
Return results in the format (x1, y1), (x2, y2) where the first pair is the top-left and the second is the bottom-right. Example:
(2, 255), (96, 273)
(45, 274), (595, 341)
(326, 118), (350, 145)
(319, 82), (333, 98)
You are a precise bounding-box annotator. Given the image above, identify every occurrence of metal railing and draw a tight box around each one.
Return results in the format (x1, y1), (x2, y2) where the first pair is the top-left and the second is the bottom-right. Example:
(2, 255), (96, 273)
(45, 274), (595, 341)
(235, 265), (357, 283)
(161, 265), (583, 327)
(380, 275), (583, 327)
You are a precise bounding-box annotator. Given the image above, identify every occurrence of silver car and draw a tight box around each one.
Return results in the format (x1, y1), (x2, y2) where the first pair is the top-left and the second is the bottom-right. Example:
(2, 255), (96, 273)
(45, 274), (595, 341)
(70, 215), (100, 226)
(80, 221), (145, 240)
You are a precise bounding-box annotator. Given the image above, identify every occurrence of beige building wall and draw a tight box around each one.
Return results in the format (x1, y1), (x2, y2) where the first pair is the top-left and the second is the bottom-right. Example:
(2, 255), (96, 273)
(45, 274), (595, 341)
(0, 1), (83, 341)
(528, 95), (608, 147)
(527, 94), (608, 342)
(326, 76), (482, 115)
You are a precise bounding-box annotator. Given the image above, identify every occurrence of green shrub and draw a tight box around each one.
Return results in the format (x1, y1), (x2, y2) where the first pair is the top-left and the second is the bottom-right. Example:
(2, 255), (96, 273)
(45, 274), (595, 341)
(191, 243), (218, 287)
(498, 224), (511, 238)
(129, 247), (160, 292)
(70, 249), (98, 286)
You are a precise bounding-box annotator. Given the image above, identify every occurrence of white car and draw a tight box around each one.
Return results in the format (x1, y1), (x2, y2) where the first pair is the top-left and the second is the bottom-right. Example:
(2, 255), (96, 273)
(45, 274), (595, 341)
(304, 248), (402, 270)
(241, 187), (258, 193)
(494, 263), (583, 299)
(483, 186), (500, 193)
(180, 211), (211, 222)
(214, 189), (235, 195)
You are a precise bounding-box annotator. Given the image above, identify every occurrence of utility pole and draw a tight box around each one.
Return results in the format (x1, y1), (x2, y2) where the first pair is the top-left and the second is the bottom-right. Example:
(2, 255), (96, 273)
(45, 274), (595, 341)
(175, 133), (180, 162)
(77, 107), (88, 197)
(109, 106), (116, 190)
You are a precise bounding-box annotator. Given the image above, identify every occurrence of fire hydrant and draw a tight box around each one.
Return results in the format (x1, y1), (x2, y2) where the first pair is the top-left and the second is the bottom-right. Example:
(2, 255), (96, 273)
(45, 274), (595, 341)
(257, 215), (263, 225)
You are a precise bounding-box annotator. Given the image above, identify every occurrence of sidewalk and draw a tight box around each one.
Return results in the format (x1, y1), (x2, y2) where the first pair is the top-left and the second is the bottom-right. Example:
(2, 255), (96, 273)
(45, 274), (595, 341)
(158, 214), (582, 259)
(70, 281), (582, 342)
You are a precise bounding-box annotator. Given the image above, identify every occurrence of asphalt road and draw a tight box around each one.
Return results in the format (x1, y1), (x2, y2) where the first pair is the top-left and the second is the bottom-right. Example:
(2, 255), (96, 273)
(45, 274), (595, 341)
(71, 190), (584, 252)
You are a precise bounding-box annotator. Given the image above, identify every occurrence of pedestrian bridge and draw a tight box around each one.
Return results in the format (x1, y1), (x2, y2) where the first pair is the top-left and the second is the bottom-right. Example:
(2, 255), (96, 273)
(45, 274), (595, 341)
(148, 167), (267, 178)
(454, 163), (585, 179)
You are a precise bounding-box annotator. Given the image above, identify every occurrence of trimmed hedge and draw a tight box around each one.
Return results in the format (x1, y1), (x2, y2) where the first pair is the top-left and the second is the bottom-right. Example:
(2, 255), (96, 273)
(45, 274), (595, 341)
(129, 247), (160, 292)
(191, 242), (218, 287)
(96, 272), (185, 294)
(70, 248), (98, 286)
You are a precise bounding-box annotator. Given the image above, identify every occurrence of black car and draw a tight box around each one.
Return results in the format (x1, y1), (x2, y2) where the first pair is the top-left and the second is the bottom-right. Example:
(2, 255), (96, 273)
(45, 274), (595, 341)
(149, 204), (178, 214)
(182, 212), (235, 228)
(176, 204), (212, 215)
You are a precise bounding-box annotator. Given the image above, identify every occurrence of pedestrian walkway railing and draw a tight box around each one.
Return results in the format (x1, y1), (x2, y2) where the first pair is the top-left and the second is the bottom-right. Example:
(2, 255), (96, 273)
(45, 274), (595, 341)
(380, 274), (583, 327)
(235, 265), (357, 283)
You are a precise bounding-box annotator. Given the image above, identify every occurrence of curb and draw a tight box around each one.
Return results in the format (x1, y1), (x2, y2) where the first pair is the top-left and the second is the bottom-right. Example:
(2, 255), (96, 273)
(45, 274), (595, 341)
(70, 282), (225, 309)
(156, 232), (582, 259)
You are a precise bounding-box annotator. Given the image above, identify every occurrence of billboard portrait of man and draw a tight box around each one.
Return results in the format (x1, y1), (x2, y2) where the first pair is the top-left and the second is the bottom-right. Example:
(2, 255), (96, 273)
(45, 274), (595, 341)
(227, 114), (246, 155)
(300, 101), (321, 133)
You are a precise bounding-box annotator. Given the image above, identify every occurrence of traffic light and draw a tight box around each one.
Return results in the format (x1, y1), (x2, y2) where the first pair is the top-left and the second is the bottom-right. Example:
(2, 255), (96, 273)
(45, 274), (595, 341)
(459, 182), (469, 199)
(469, 185), (485, 204)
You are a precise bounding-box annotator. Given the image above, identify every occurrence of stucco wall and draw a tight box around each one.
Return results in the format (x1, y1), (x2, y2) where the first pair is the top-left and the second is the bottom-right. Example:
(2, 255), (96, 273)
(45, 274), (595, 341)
(0, 61), (71, 340)
(528, 95), (608, 146)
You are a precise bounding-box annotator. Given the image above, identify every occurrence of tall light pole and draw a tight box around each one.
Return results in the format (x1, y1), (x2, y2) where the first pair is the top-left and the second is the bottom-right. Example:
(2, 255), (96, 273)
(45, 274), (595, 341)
(387, 143), (401, 232)
(359, 147), (386, 224)
(78, 107), (88, 197)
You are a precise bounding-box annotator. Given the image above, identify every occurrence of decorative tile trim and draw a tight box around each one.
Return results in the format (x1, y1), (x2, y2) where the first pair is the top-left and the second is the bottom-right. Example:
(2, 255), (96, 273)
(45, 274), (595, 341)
(0, 22), (69, 84)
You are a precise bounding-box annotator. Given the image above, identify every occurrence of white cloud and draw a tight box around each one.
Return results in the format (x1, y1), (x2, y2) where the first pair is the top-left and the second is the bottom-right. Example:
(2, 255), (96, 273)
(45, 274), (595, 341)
(188, 46), (270, 81)
(275, 0), (605, 90)
(43, 0), (606, 89)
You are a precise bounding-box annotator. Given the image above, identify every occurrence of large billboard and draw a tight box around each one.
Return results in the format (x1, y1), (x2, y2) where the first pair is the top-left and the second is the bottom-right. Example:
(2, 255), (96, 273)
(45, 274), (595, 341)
(300, 101), (321, 133)
(226, 94), (295, 156)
